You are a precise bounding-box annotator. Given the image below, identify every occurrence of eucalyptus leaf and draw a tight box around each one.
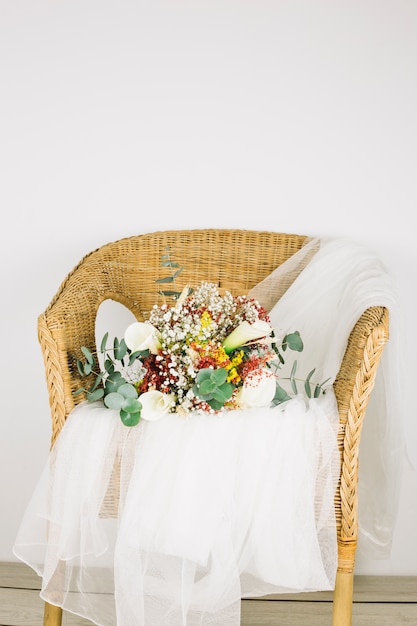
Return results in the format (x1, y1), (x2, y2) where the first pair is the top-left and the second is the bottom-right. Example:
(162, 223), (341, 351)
(115, 338), (127, 360)
(104, 359), (115, 375)
(212, 383), (233, 403)
(120, 409), (141, 427)
(199, 379), (215, 395)
(90, 374), (103, 391)
(195, 369), (212, 383)
(81, 346), (94, 364)
(304, 368), (316, 399)
(158, 290), (182, 298)
(285, 331), (304, 352)
(121, 397), (142, 413)
(211, 368), (228, 385)
(156, 276), (174, 284)
(306, 368), (316, 382)
(172, 267), (184, 279)
(273, 384), (291, 404)
(100, 332), (109, 353)
(87, 388), (105, 402)
(129, 350), (148, 365)
(104, 372), (125, 394)
(104, 392), (125, 410)
(118, 383), (138, 399)
(207, 398), (223, 411)
(83, 362), (92, 375)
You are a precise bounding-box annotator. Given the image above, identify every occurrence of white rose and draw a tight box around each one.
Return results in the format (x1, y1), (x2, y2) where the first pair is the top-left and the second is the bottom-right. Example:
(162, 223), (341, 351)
(139, 390), (174, 421)
(236, 368), (276, 409)
(124, 322), (162, 355)
(222, 320), (273, 354)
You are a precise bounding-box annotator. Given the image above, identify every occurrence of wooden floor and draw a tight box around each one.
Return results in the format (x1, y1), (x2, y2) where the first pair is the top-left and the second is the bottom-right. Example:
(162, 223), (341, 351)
(1, 562), (416, 625)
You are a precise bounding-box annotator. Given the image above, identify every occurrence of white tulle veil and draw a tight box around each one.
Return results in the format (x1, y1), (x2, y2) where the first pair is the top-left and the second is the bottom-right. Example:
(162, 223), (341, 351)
(248, 236), (404, 557)
(13, 236), (404, 626)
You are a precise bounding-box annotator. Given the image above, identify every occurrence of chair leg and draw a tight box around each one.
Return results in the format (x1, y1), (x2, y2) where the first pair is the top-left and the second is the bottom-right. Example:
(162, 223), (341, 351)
(332, 570), (354, 626)
(43, 602), (63, 626)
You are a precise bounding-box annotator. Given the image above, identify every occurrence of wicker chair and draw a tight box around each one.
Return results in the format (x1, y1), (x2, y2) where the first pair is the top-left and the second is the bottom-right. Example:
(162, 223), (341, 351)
(38, 229), (389, 626)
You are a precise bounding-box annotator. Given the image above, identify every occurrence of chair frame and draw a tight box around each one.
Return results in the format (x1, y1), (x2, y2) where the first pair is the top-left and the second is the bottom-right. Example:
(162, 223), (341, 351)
(37, 229), (389, 626)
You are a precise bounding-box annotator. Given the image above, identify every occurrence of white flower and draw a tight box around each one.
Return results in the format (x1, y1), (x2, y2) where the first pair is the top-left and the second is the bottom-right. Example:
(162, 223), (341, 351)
(139, 390), (174, 421)
(222, 320), (273, 354)
(235, 368), (276, 409)
(124, 322), (162, 355)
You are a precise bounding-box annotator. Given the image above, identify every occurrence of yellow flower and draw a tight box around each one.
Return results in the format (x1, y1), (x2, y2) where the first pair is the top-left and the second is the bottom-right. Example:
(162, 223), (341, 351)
(200, 311), (213, 330)
(230, 350), (244, 367)
(226, 367), (241, 384)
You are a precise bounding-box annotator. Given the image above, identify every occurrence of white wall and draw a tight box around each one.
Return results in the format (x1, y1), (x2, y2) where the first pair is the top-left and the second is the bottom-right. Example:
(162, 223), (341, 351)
(1, 0), (416, 575)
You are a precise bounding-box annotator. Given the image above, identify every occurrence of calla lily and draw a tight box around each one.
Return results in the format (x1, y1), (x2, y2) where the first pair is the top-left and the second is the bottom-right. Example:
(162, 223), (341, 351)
(222, 320), (273, 354)
(235, 368), (276, 409)
(138, 390), (174, 421)
(124, 322), (162, 355)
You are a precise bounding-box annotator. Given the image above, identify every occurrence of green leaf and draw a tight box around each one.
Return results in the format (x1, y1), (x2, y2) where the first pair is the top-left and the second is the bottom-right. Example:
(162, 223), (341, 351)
(212, 383), (233, 403)
(289, 362), (298, 394)
(76, 359), (85, 376)
(207, 398), (223, 411)
(199, 379), (216, 395)
(284, 331), (304, 352)
(86, 388), (104, 402)
(73, 387), (85, 396)
(211, 368), (228, 385)
(194, 368), (234, 406)
(100, 332), (109, 353)
(128, 349), (148, 365)
(104, 372), (125, 393)
(104, 359), (115, 375)
(172, 267), (184, 279)
(90, 374), (103, 391)
(273, 347), (285, 364)
(272, 383), (291, 404)
(195, 369), (213, 383)
(118, 383), (138, 399)
(114, 338), (127, 360)
(104, 392), (125, 410)
(161, 260), (180, 267)
(156, 276), (174, 284)
(120, 409), (141, 427)
(81, 346), (94, 364)
(313, 377), (331, 398)
(304, 368), (315, 399)
(159, 290), (183, 298)
(121, 397), (142, 413)
(83, 362), (92, 376)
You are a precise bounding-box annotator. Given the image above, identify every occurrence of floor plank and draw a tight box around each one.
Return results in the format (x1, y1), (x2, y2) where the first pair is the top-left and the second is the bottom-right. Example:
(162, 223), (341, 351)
(242, 599), (417, 625)
(1, 562), (417, 626)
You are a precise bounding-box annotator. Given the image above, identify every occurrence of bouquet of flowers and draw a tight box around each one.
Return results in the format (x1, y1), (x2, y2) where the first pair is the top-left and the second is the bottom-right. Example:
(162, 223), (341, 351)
(75, 255), (327, 427)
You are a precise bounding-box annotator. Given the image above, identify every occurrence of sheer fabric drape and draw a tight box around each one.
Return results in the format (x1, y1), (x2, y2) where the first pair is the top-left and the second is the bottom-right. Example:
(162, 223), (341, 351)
(14, 237), (402, 625)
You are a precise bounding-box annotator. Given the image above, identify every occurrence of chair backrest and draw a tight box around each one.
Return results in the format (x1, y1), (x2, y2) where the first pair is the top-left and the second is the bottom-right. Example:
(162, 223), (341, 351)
(37, 228), (389, 549)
